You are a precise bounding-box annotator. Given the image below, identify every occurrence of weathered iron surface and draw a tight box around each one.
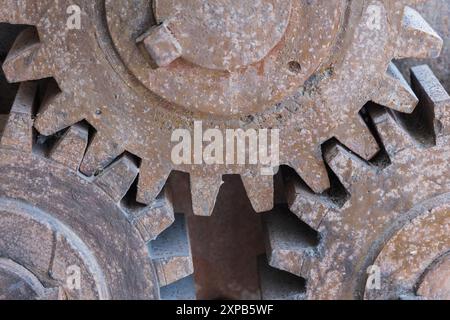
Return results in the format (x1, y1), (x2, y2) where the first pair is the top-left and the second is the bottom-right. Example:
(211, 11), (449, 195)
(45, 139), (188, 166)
(397, 0), (450, 92)
(0, 1), (448, 301)
(0, 1), (442, 219)
(0, 148), (158, 299)
(0, 81), (194, 300)
(265, 65), (450, 299)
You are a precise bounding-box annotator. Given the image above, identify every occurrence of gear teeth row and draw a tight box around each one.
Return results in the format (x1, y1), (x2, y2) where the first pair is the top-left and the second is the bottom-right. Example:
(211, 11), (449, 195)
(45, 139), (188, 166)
(258, 256), (305, 300)
(0, 3), (444, 221)
(263, 209), (319, 279)
(260, 64), (450, 299)
(373, 63), (418, 113)
(0, 81), (36, 151)
(0, 78), (189, 299)
(395, 7), (443, 59)
(49, 123), (89, 171)
(3, 27), (51, 83)
(410, 65), (450, 139)
(148, 214), (194, 296)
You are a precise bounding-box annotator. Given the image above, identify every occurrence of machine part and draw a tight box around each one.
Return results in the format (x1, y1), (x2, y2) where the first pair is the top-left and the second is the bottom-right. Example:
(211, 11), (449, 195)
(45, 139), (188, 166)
(0, 1), (443, 217)
(261, 65), (450, 300)
(397, 0), (450, 92)
(0, 79), (194, 300)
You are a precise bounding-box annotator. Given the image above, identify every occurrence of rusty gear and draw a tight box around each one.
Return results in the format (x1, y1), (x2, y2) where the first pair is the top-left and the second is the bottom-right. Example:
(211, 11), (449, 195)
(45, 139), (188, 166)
(0, 80), (194, 299)
(261, 65), (450, 300)
(0, 1), (443, 218)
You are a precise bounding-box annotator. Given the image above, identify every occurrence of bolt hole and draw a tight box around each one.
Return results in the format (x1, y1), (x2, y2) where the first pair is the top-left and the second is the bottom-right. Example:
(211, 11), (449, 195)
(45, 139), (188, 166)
(288, 61), (302, 74)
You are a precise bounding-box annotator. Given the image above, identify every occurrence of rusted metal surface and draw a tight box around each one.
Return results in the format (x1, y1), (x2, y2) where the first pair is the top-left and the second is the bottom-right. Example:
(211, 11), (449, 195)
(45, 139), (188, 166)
(397, 0), (450, 92)
(0, 149), (158, 299)
(0, 1), (442, 219)
(0, 1), (448, 301)
(0, 82), (194, 299)
(266, 65), (450, 300)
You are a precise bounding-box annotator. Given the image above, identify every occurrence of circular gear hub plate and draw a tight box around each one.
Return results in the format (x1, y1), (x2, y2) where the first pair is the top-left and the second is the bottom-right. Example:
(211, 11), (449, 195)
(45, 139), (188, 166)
(105, 0), (346, 116)
(153, 0), (292, 71)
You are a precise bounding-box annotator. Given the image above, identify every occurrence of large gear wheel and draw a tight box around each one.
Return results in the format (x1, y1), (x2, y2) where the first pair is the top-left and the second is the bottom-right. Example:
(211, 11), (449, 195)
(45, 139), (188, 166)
(0, 0), (443, 217)
(0, 78), (195, 299)
(260, 65), (450, 300)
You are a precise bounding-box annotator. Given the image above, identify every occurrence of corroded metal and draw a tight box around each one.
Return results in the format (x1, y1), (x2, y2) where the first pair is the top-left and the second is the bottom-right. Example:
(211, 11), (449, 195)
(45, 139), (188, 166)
(0, 1), (442, 219)
(0, 82), (194, 300)
(265, 65), (450, 300)
(0, 1), (448, 301)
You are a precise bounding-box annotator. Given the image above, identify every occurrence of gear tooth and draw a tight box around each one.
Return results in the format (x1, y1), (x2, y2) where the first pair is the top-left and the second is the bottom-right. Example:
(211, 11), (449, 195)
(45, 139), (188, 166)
(335, 116), (380, 160)
(395, 6), (443, 59)
(159, 275), (196, 300)
(34, 89), (84, 136)
(368, 106), (414, 159)
(373, 63), (419, 114)
(324, 143), (370, 191)
(263, 209), (318, 278)
(136, 159), (172, 205)
(241, 173), (274, 213)
(95, 154), (139, 203)
(79, 133), (124, 176)
(258, 256), (306, 300)
(149, 214), (194, 287)
(288, 147), (330, 194)
(132, 187), (175, 242)
(190, 174), (223, 216)
(0, 82), (37, 151)
(410, 65), (450, 139)
(286, 179), (331, 230)
(48, 123), (89, 171)
(2, 27), (51, 83)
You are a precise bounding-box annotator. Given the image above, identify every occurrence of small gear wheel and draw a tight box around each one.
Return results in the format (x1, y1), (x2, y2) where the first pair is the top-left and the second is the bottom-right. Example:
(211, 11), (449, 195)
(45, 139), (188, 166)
(0, 1), (443, 217)
(259, 65), (450, 300)
(0, 78), (195, 299)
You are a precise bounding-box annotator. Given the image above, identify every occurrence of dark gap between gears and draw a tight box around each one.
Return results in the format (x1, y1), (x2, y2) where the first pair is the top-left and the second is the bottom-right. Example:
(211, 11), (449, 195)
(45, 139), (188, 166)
(402, 74), (437, 147)
(360, 102), (392, 169)
(0, 23), (26, 117)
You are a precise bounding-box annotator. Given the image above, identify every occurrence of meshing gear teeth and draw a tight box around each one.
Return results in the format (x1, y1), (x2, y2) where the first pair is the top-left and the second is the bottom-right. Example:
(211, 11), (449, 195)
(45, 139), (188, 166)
(0, 0), (443, 218)
(0, 1), (447, 301)
(0, 80), (194, 300)
(262, 65), (450, 300)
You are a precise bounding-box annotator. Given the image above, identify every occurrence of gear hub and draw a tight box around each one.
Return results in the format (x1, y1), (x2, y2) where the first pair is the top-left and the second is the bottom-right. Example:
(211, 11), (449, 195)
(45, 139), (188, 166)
(106, 0), (344, 116)
(150, 0), (292, 71)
